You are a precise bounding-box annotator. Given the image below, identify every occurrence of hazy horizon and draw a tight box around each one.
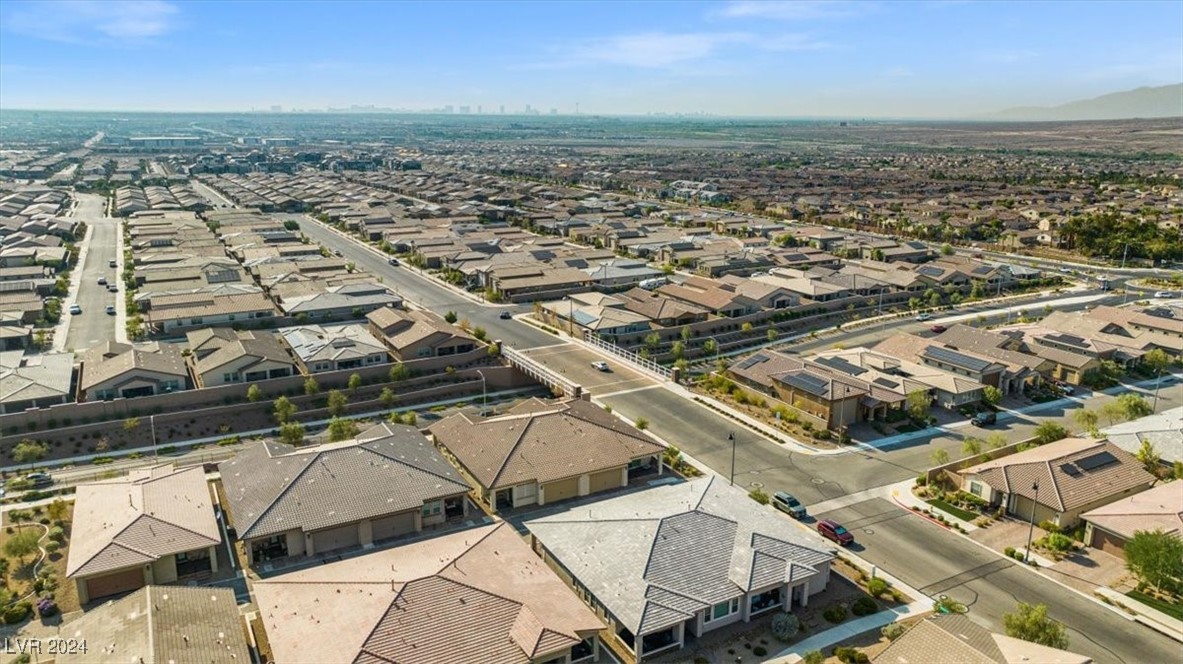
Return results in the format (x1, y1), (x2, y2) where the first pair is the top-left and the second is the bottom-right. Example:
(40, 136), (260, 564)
(1, 0), (1181, 118)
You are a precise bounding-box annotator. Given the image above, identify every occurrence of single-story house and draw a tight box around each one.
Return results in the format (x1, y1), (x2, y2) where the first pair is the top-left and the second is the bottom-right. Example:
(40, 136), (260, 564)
(278, 322), (390, 373)
(527, 476), (836, 661)
(67, 465), (221, 604)
(366, 307), (479, 360)
(186, 328), (296, 388)
(1102, 406), (1183, 467)
(1081, 481), (1183, 559)
(55, 586), (251, 663)
(253, 522), (605, 664)
(0, 349), (74, 414)
(78, 341), (190, 401)
(219, 422), (470, 565)
(960, 438), (1156, 529)
(429, 398), (666, 513)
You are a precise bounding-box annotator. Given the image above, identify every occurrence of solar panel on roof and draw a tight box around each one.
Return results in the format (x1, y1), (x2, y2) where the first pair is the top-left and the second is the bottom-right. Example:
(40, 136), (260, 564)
(872, 377), (900, 389)
(814, 356), (867, 376)
(922, 345), (992, 373)
(1046, 333), (1089, 349)
(1075, 451), (1118, 471)
(918, 266), (944, 277)
(735, 354), (768, 370)
(782, 372), (829, 396)
(1060, 463), (1081, 477)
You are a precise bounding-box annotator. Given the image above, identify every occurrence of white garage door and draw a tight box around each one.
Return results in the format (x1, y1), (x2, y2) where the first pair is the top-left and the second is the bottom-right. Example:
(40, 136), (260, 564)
(312, 524), (359, 554)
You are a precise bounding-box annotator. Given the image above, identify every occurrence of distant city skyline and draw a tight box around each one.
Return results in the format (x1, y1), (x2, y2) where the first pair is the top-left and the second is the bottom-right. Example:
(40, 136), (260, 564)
(1, 0), (1180, 118)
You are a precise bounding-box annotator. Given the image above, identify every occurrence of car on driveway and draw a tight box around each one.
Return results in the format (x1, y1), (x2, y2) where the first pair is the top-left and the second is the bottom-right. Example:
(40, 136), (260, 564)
(971, 411), (996, 427)
(772, 491), (807, 519)
(591, 361), (610, 372)
(499, 310), (512, 319)
(817, 519), (854, 546)
(915, 313), (932, 322)
(97, 276), (107, 285)
(26, 472), (53, 488)
(105, 305), (116, 315)
(930, 324), (947, 334)
(68, 304), (82, 315)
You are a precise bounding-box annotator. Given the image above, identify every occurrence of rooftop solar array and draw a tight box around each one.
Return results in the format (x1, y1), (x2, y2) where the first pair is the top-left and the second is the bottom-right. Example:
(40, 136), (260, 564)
(922, 345), (993, 373)
(1044, 333), (1090, 349)
(1060, 463), (1081, 477)
(917, 266), (945, 278)
(781, 372), (830, 397)
(814, 356), (867, 376)
(1075, 451), (1119, 471)
(735, 354), (769, 371)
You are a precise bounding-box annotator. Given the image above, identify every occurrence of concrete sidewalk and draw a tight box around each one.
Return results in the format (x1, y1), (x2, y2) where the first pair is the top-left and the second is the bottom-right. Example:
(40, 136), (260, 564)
(768, 602), (929, 663)
(1095, 587), (1183, 643)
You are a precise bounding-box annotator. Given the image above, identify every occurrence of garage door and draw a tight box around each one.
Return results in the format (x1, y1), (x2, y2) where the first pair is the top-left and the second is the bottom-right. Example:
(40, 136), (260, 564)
(589, 468), (622, 494)
(312, 524), (360, 554)
(1092, 529), (1126, 559)
(86, 568), (144, 601)
(372, 512), (416, 542)
(544, 477), (580, 503)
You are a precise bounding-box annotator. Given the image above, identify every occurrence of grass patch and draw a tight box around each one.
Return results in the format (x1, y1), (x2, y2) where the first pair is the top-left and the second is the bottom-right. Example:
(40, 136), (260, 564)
(1126, 591), (1183, 622)
(926, 499), (978, 522)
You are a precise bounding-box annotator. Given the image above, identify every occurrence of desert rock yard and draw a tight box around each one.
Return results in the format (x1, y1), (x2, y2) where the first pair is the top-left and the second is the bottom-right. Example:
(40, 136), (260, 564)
(1, 500), (79, 631)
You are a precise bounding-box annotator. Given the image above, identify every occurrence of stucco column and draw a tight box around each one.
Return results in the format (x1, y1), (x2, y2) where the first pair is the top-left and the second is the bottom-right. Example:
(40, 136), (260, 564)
(143, 564), (154, 585)
(208, 545), (219, 573)
(359, 519), (373, 547)
(799, 580), (809, 608)
(305, 532), (315, 557)
(76, 579), (89, 605)
(414, 511), (423, 531)
(578, 474), (590, 497)
(537, 484), (546, 507)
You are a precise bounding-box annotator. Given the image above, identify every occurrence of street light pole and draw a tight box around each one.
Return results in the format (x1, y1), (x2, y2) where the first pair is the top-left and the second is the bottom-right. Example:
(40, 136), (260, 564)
(728, 432), (736, 486)
(476, 370), (487, 414)
(1024, 481), (1040, 563)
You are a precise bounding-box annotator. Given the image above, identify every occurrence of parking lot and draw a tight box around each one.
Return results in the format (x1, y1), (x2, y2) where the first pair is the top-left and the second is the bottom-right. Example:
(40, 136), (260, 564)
(517, 342), (659, 398)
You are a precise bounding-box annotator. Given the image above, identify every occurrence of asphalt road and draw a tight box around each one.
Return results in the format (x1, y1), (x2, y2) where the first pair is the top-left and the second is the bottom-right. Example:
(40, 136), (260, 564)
(64, 193), (118, 352)
(818, 497), (1180, 664)
(284, 214), (1179, 661)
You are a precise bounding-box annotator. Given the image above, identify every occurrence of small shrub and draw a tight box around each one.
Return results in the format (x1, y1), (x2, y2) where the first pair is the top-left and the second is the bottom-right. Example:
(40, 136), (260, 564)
(852, 596), (879, 616)
(803, 651), (825, 664)
(2, 601), (31, 625)
(771, 612), (800, 641)
(1004, 546), (1016, 558)
(43, 540), (61, 554)
(753, 646), (767, 656)
(823, 605), (847, 623)
(867, 577), (888, 597)
(1039, 520), (1060, 534)
(834, 646), (870, 664)
(36, 597), (57, 618)
(748, 488), (771, 505)
(48, 526), (65, 542)
(882, 622), (907, 641)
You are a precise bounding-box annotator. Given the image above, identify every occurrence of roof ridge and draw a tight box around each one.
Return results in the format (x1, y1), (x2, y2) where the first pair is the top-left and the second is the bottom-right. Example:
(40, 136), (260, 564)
(1043, 460), (1066, 512)
(237, 445), (321, 537)
(359, 441), (468, 489)
(127, 513), (220, 549)
(71, 540), (153, 576)
(487, 412), (534, 489)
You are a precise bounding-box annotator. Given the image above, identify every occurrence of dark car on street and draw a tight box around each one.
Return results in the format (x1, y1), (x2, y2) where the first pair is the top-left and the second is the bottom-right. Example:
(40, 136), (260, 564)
(817, 519), (854, 546)
(971, 411), (997, 427)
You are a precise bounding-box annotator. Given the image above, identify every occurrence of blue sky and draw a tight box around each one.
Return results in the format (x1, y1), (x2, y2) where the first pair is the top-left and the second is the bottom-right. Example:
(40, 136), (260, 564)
(1, 0), (1180, 117)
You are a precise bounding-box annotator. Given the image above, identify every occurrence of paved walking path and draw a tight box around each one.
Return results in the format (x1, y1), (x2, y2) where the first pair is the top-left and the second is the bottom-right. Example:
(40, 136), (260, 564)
(1095, 587), (1183, 642)
(767, 601), (930, 663)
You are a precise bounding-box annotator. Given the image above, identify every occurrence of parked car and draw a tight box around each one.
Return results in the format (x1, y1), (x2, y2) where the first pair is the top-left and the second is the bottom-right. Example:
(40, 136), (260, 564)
(333, 249), (343, 256)
(971, 412), (996, 427)
(591, 361), (611, 372)
(915, 313), (932, 322)
(772, 491), (807, 519)
(97, 276), (107, 285)
(1154, 291), (1175, 298)
(1053, 381), (1075, 395)
(108, 259), (117, 268)
(388, 257), (400, 266)
(499, 310), (513, 320)
(105, 305), (116, 315)
(26, 472), (53, 488)
(107, 283), (118, 292)
(930, 324), (947, 334)
(817, 519), (854, 546)
(1059, 266), (1072, 273)
(68, 304), (81, 315)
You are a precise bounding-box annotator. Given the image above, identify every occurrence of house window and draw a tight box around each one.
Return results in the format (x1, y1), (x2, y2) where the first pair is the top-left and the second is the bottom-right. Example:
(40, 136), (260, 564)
(705, 598), (739, 623)
(970, 481), (982, 497)
(421, 500), (442, 517)
(191, 318), (203, 325)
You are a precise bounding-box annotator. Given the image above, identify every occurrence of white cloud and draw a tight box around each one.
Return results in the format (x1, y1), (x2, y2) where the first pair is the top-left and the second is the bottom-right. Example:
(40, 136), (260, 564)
(719, 1), (869, 21)
(4, 0), (178, 44)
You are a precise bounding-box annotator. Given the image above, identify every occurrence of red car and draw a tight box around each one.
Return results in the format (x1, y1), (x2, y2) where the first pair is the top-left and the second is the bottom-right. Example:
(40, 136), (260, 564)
(818, 519), (854, 546)
(930, 324), (947, 334)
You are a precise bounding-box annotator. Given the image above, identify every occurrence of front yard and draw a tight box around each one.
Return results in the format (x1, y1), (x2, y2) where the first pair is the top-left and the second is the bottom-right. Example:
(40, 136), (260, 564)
(1, 500), (79, 628)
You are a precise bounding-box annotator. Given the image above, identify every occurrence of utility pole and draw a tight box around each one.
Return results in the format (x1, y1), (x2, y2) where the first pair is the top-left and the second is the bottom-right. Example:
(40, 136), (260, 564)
(1024, 482), (1040, 563)
(728, 432), (736, 486)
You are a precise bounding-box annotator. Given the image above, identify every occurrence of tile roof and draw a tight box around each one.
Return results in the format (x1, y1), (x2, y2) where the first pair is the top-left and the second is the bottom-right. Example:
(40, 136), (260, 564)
(253, 523), (603, 664)
(67, 465), (221, 578)
(872, 614), (1091, 664)
(219, 423), (468, 539)
(1102, 406), (1183, 464)
(527, 476), (835, 634)
(1081, 481), (1183, 540)
(428, 398), (665, 490)
(963, 438), (1155, 512)
(57, 586), (250, 664)
(79, 343), (188, 392)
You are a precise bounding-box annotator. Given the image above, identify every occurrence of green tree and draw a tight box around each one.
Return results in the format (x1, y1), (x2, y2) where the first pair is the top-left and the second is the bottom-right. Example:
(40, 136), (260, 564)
(1125, 529), (1183, 593)
(703, 338), (718, 356)
(741, 322), (754, 335)
(1073, 409), (1100, 437)
(379, 387), (396, 408)
(1135, 440), (1162, 474)
(273, 396), (296, 424)
(908, 297), (922, 311)
(1144, 348), (1171, 381)
(987, 432), (1008, 450)
(402, 411), (417, 427)
(47, 499), (68, 523)
(123, 416), (140, 433)
(327, 390), (348, 417)
(304, 377), (320, 395)
(941, 243), (955, 256)
(389, 363), (411, 381)
(970, 282), (985, 299)
(962, 438), (983, 456)
(930, 448), (950, 465)
(278, 421), (305, 445)
(327, 417), (359, 442)
(1116, 393), (1152, 420)
(247, 384), (263, 403)
(1033, 421), (1068, 445)
(982, 385), (1003, 407)
(347, 373), (362, 393)
(927, 289), (943, 308)
(1003, 603), (1069, 650)
(3, 528), (41, 564)
(671, 341), (685, 360)
(906, 390), (930, 422)
(644, 332), (661, 351)
(680, 326), (692, 342)
(12, 439), (48, 470)
(444, 311), (458, 324)
(767, 328), (779, 342)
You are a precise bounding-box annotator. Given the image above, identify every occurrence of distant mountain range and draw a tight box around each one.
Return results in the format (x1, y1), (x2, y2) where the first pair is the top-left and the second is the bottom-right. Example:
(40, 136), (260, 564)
(989, 84), (1183, 121)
